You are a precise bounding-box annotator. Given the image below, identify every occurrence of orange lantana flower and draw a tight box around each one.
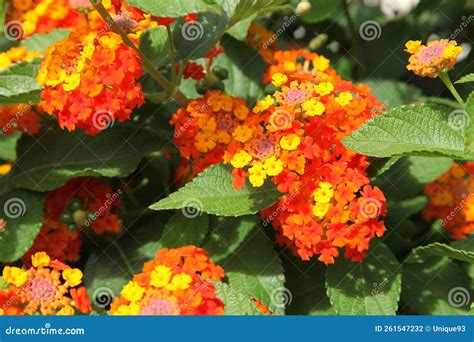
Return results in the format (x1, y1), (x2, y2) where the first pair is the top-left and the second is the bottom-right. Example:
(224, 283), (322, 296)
(424, 162), (474, 240)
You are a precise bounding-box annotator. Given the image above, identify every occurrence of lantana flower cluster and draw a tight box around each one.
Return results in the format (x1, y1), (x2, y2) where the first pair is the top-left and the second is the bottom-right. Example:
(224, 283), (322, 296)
(24, 177), (122, 264)
(7, 0), (83, 37)
(171, 50), (387, 264)
(405, 39), (462, 78)
(0, 46), (41, 70)
(424, 162), (474, 240)
(171, 92), (252, 185)
(109, 246), (225, 315)
(37, 29), (144, 135)
(16, 0), (158, 135)
(1, 252), (92, 315)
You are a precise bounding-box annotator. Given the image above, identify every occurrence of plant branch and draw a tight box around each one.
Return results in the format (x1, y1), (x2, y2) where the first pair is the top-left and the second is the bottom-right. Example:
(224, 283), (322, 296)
(438, 72), (465, 107)
(90, 0), (189, 106)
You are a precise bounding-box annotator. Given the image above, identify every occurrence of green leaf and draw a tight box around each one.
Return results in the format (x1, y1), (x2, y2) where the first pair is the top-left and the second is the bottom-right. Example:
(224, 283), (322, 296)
(342, 104), (466, 158)
(383, 218), (421, 256)
(0, 133), (20, 161)
(406, 243), (474, 264)
(150, 164), (282, 217)
(283, 255), (335, 315)
(300, 0), (342, 23)
(124, 213), (168, 271)
(367, 156), (401, 178)
(126, 0), (220, 17)
(0, 189), (45, 262)
(401, 257), (471, 314)
(0, 59), (42, 105)
(139, 26), (171, 69)
(365, 80), (422, 109)
(372, 156), (452, 200)
(326, 242), (402, 315)
(172, 12), (228, 61)
(217, 0), (289, 40)
(213, 37), (266, 104)
(20, 29), (69, 52)
(387, 196), (427, 220)
(10, 127), (168, 191)
(214, 281), (262, 315)
(84, 248), (132, 309)
(204, 215), (257, 262)
(455, 73), (474, 84)
(215, 225), (286, 314)
(159, 211), (209, 248)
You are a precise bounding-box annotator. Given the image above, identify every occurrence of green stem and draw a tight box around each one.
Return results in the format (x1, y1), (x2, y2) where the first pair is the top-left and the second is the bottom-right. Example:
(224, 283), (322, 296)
(342, 0), (362, 79)
(91, 0), (189, 106)
(144, 91), (172, 103)
(112, 240), (134, 276)
(343, 1), (357, 41)
(166, 26), (177, 84)
(438, 72), (465, 106)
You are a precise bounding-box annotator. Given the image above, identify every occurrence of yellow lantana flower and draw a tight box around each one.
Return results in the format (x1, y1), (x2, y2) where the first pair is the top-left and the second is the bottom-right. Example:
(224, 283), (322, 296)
(231, 150), (252, 168)
(280, 134), (301, 151)
(62, 268), (83, 287)
(121, 281), (145, 302)
(271, 73), (288, 87)
(150, 265), (172, 288)
(31, 252), (50, 268)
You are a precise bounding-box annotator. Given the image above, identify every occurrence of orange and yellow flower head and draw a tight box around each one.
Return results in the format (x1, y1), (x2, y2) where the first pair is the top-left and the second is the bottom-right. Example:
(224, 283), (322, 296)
(405, 39), (462, 78)
(0, 103), (41, 136)
(7, 0), (83, 38)
(0, 252), (92, 315)
(171, 50), (387, 264)
(0, 46), (41, 71)
(424, 162), (474, 240)
(37, 29), (144, 135)
(109, 246), (225, 315)
(170, 91), (253, 184)
(23, 177), (122, 264)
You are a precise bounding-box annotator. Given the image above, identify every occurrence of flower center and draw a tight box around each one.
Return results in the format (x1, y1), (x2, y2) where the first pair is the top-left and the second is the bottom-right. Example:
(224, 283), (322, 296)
(284, 89), (307, 105)
(26, 276), (56, 303)
(418, 43), (444, 63)
(139, 298), (179, 315)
